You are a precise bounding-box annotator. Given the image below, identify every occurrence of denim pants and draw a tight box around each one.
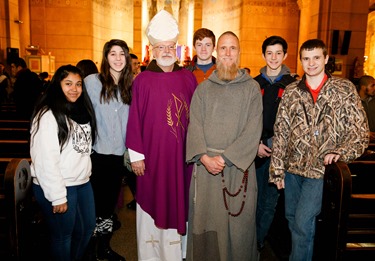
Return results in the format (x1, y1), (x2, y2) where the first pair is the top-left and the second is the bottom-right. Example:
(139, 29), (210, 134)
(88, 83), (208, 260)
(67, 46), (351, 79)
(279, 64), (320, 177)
(33, 182), (96, 261)
(256, 157), (279, 245)
(284, 172), (323, 261)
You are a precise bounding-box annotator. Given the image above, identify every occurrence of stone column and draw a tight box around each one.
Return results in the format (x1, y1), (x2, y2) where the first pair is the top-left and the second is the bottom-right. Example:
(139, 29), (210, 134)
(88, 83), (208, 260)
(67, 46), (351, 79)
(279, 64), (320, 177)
(178, 0), (189, 46)
(133, 0), (142, 57)
(19, 0), (31, 58)
(5, 0), (25, 57)
(297, 0), (312, 77)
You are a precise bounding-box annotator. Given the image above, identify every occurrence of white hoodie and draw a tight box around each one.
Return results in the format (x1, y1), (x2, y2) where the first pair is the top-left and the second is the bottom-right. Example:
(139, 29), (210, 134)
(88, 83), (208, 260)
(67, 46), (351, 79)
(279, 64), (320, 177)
(30, 110), (92, 206)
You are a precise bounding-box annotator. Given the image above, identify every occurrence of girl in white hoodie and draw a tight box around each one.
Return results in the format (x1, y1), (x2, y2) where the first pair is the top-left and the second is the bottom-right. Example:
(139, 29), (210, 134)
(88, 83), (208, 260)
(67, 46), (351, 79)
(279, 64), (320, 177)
(30, 64), (97, 261)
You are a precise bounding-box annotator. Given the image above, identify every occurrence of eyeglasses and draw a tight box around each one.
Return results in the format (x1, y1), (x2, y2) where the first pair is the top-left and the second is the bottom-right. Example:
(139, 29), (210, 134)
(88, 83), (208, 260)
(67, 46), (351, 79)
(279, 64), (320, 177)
(153, 45), (176, 52)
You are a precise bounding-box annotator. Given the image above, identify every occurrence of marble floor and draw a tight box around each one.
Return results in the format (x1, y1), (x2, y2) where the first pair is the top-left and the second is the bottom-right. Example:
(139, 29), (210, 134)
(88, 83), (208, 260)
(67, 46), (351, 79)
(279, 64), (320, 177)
(110, 184), (280, 261)
(111, 185), (138, 261)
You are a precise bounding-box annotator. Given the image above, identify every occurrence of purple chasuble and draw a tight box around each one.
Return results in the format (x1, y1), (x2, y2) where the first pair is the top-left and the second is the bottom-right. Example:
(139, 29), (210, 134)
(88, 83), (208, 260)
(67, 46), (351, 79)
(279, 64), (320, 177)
(126, 63), (197, 234)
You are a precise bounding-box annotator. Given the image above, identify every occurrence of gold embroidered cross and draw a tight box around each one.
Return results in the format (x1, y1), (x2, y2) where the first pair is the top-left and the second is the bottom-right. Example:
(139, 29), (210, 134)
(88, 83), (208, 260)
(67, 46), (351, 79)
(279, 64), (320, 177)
(145, 235), (160, 247)
(172, 94), (184, 129)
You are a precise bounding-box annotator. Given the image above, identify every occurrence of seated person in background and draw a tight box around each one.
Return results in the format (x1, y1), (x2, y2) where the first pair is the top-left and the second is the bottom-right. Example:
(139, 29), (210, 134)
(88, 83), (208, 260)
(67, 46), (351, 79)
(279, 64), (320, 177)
(357, 75), (375, 141)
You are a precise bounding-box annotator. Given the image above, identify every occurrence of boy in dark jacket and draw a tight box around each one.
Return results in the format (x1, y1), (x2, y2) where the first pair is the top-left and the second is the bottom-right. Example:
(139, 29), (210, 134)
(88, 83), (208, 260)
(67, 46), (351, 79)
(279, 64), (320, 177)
(254, 35), (296, 251)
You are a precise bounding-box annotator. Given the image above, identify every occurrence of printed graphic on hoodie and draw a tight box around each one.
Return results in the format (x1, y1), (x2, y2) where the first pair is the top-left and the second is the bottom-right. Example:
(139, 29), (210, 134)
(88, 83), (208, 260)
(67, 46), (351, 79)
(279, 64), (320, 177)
(72, 123), (91, 154)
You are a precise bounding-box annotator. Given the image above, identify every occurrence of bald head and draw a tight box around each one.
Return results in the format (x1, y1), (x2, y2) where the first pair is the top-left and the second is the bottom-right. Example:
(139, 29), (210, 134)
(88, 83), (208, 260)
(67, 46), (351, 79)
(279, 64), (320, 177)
(217, 31), (240, 49)
(216, 31), (240, 62)
(216, 31), (240, 81)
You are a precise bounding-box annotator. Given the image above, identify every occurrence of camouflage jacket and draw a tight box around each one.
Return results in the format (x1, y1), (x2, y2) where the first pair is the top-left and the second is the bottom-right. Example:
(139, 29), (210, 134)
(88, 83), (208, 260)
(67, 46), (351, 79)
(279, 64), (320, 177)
(270, 73), (369, 182)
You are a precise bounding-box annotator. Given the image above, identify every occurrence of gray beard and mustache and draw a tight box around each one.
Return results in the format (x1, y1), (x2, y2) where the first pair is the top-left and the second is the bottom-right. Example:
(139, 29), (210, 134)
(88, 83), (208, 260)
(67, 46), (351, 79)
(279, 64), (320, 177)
(216, 58), (239, 81)
(156, 54), (177, 67)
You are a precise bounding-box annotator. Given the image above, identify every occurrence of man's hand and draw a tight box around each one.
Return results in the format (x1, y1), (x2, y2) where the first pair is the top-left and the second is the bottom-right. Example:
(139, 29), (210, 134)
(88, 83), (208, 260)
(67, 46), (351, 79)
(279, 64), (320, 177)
(324, 153), (340, 165)
(275, 180), (285, 189)
(131, 160), (145, 176)
(200, 154), (225, 175)
(257, 143), (272, 158)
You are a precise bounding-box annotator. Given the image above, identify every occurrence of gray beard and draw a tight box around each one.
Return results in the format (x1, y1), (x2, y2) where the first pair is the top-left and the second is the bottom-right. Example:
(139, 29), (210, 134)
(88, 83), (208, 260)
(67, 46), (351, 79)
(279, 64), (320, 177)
(156, 56), (177, 67)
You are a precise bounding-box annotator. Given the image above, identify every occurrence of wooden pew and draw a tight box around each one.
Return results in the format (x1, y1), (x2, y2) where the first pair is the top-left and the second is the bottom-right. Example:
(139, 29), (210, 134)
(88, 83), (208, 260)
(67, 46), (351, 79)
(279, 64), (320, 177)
(0, 158), (32, 260)
(0, 157), (49, 260)
(366, 143), (375, 152)
(0, 112), (42, 259)
(318, 161), (375, 260)
(0, 127), (29, 140)
(0, 104), (17, 120)
(0, 140), (30, 158)
(0, 103), (16, 113)
(0, 120), (30, 159)
(0, 120), (30, 129)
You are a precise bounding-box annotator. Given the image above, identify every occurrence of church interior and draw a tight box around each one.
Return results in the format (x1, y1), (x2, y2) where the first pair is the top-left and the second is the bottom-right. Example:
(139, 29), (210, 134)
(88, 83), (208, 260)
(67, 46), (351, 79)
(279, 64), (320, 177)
(1, 1), (375, 260)
(0, 0), (375, 80)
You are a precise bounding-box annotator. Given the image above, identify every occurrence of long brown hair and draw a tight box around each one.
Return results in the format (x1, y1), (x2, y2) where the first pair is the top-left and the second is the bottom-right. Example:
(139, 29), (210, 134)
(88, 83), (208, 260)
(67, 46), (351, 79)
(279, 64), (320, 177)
(99, 39), (132, 104)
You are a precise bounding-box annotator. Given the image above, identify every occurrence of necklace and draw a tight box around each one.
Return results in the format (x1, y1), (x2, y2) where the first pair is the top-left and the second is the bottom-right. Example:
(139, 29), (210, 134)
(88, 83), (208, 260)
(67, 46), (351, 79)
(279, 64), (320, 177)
(221, 170), (248, 217)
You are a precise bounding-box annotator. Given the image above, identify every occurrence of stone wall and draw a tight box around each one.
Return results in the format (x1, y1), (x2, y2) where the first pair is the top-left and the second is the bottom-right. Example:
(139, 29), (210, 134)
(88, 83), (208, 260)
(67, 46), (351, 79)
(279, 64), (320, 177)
(0, 0), (373, 79)
(91, 0), (134, 67)
(29, 0), (133, 70)
(240, 0), (300, 75)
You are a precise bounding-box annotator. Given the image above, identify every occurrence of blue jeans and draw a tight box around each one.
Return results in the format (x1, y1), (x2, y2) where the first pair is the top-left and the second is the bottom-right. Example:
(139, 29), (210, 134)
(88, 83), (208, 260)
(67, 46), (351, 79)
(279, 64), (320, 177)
(256, 157), (279, 245)
(33, 182), (96, 261)
(284, 172), (323, 261)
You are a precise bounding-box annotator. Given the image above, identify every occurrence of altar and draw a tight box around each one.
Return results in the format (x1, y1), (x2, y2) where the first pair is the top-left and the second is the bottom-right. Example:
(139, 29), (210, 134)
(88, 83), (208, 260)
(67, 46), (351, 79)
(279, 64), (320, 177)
(25, 55), (55, 75)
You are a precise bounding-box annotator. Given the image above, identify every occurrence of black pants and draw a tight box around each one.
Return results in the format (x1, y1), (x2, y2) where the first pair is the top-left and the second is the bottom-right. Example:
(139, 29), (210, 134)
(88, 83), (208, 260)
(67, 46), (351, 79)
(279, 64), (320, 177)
(90, 152), (125, 219)
(125, 167), (136, 196)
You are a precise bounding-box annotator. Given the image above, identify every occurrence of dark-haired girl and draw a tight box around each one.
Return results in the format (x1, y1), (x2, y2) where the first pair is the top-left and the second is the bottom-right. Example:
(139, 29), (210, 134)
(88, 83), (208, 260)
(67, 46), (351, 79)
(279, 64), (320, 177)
(30, 64), (97, 261)
(84, 39), (132, 261)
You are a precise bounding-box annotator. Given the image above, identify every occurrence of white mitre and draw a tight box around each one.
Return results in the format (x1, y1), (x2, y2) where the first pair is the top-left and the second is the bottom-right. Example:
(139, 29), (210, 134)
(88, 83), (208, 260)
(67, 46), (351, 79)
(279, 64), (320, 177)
(146, 10), (179, 45)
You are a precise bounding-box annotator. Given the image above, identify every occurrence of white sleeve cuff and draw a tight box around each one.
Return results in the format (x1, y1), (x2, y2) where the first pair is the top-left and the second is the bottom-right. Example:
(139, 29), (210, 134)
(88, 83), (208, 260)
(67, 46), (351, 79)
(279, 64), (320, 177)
(128, 148), (145, 162)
